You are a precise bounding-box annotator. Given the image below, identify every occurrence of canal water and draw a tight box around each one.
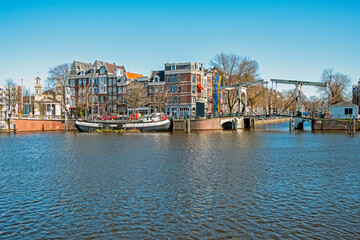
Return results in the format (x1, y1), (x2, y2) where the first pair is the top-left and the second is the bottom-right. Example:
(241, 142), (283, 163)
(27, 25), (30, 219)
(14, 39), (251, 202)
(0, 123), (359, 239)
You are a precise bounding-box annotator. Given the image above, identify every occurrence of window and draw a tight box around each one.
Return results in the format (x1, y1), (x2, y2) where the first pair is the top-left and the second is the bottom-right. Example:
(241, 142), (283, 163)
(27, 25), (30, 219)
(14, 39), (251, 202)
(79, 97), (82, 104)
(178, 96), (181, 103)
(192, 85), (195, 93)
(100, 96), (103, 103)
(177, 86), (181, 93)
(172, 86), (176, 93)
(192, 96), (196, 103)
(100, 68), (105, 75)
(79, 89), (82, 95)
(177, 75), (181, 82)
(345, 108), (353, 115)
(71, 88), (75, 95)
(108, 79), (112, 86)
(149, 87), (153, 93)
(71, 97), (75, 105)
(118, 87), (122, 94)
(36, 89), (39, 94)
(94, 87), (97, 93)
(83, 79), (87, 85)
(71, 80), (75, 86)
(94, 78), (97, 84)
(167, 76), (170, 83)
(173, 97), (176, 104)
(155, 87), (159, 93)
(167, 86), (170, 93)
(171, 64), (176, 70)
(192, 74), (195, 83)
(109, 87), (112, 94)
(123, 87), (126, 93)
(78, 79), (82, 86)
(172, 75), (176, 83)
(154, 76), (159, 82)
(113, 78), (117, 85)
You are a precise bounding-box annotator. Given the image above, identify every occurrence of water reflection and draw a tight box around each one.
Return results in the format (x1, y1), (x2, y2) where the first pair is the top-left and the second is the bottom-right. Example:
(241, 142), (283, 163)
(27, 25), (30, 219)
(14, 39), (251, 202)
(0, 125), (359, 239)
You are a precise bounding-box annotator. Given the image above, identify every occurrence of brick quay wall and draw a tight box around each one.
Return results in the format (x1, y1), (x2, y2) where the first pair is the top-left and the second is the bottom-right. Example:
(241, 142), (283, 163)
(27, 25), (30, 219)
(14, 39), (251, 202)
(12, 119), (76, 132)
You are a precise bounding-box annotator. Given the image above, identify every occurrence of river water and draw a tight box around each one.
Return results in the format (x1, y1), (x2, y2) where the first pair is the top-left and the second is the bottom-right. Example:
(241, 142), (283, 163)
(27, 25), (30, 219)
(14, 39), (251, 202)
(0, 123), (359, 239)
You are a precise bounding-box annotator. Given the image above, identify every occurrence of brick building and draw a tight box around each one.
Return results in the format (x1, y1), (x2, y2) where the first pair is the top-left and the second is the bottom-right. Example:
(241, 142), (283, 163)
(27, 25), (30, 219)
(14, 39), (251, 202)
(164, 62), (210, 117)
(68, 60), (144, 116)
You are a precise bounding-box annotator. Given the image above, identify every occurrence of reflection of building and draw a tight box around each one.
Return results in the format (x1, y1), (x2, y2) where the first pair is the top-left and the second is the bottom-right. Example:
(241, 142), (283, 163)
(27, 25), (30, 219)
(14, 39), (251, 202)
(34, 76), (62, 116)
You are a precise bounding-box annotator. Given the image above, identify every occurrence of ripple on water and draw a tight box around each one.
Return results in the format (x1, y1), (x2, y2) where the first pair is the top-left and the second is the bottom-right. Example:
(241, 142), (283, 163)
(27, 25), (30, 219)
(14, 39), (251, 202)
(0, 129), (359, 239)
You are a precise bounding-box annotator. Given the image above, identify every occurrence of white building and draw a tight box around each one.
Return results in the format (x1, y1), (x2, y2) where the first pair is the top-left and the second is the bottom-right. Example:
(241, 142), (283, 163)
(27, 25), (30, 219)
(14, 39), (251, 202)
(330, 101), (359, 119)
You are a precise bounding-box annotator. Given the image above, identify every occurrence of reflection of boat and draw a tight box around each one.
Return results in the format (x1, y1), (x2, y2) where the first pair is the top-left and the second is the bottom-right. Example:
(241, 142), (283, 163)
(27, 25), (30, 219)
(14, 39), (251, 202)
(75, 114), (171, 132)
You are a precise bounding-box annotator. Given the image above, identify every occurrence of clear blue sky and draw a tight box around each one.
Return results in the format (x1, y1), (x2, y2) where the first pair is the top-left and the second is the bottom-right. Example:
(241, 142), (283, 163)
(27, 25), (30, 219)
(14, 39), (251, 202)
(0, 0), (359, 96)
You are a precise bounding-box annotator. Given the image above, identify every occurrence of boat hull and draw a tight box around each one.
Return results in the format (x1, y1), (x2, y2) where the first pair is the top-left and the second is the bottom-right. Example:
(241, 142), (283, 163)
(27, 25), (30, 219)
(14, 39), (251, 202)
(124, 119), (171, 132)
(75, 119), (171, 132)
(75, 121), (104, 132)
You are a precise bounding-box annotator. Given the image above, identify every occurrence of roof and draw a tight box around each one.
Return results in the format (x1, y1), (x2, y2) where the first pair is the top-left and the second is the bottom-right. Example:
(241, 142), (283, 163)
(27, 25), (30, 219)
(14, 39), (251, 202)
(150, 70), (164, 82)
(70, 61), (92, 75)
(105, 62), (125, 74)
(331, 101), (358, 107)
(126, 72), (143, 79)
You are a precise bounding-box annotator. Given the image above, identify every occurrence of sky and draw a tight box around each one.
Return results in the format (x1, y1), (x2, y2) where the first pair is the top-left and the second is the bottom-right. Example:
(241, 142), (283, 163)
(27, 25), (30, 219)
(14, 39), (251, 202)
(0, 0), (359, 97)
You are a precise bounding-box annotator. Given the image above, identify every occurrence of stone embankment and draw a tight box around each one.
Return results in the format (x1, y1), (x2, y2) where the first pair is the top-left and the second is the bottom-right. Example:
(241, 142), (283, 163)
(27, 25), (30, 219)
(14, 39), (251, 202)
(255, 118), (290, 125)
(2, 119), (77, 132)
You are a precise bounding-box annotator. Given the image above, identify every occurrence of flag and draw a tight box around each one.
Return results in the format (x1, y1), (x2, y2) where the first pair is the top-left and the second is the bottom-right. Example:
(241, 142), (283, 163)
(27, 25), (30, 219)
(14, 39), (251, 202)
(197, 84), (204, 90)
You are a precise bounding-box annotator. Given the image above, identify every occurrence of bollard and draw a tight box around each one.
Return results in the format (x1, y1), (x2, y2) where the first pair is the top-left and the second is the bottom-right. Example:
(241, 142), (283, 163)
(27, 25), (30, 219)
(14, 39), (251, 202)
(352, 118), (356, 134)
(14, 124), (16, 133)
(289, 117), (292, 131)
(184, 119), (191, 133)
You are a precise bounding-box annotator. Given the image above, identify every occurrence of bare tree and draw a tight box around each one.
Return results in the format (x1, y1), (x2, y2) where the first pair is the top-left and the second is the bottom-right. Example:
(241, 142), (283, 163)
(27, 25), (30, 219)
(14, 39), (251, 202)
(153, 86), (167, 113)
(124, 81), (148, 114)
(318, 68), (351, 104)
(76, 84), (90, 118)
(4, 79), (18, 113)
(210, 53), (260, 113)
(45, 63), (71, 113)
(306, 96), (322, 112)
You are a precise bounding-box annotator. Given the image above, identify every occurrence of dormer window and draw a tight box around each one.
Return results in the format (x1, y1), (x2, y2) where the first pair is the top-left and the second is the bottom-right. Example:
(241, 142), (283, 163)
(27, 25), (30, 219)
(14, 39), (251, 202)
(81, 70), (85, 75)
(171, 64), (176, 71)
(154, 76), (159, 82)
(100, 68), (105, 75)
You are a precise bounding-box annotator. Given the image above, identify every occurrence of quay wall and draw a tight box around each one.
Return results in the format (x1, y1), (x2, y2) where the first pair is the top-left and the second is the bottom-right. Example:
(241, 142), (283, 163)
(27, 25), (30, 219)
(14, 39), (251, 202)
(12, 119), (76, 132)
(255, 118), (289, 125)
(173, 118), (223, 131)
(312, 119), (360, 130)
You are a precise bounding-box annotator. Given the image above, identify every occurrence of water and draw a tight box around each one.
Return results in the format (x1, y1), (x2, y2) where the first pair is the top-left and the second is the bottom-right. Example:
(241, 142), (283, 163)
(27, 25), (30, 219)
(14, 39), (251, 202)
(0, 123), (359, 239)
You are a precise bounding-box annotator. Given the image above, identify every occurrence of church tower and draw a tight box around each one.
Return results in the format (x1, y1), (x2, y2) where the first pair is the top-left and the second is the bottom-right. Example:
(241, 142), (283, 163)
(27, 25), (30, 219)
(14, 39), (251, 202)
(34, 76), (42, 96)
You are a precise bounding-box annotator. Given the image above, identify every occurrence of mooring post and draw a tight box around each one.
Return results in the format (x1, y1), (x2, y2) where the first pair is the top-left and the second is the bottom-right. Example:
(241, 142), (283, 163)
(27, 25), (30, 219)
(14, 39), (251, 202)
(14, 124), (16, 134)
(353, 118), (356, 134)
(289, 117), (292, 131)
(184, 119), (191, 133)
